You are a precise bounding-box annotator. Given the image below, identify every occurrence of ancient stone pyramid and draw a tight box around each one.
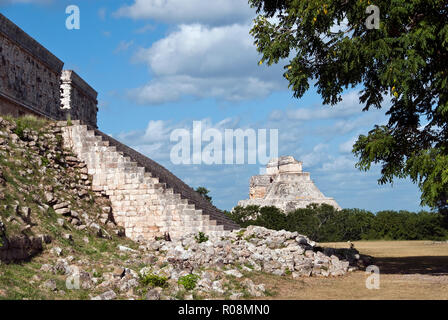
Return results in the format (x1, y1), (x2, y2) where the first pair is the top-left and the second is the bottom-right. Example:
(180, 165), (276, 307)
(238, 156), (341, 212)
(61, 121), (239, 240)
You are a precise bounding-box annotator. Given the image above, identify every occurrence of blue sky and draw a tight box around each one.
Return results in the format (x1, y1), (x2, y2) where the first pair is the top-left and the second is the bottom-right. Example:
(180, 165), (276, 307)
(1, 0), (426, 212)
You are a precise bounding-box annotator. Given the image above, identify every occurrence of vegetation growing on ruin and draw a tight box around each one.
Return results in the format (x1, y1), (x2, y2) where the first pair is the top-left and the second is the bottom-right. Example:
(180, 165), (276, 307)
(194, 232), (209, 243)
(178, 274), (200, 291)
(195, 187), (213, 203)
(12, 115), (49, 140)
(139, 273), (168, 288)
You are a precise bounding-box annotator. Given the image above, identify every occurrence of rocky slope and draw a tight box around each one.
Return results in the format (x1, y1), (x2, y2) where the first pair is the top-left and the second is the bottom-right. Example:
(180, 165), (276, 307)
(0, 116), (370, 300)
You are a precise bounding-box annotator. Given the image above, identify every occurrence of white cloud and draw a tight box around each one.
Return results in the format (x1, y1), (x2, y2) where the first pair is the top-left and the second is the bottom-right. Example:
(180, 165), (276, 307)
(143, 119), (171, 142)
(130, 75), (281, 104)
(130, 24), (287, 105)
(114, 40), (134, 54)
(284, 91), (361, 121)
(135, 24), (254, 77)
(117, 119), (174, 161)
(301, 143), (330, 168)
(115, 0), (255, 26)
(116, 117), (242, 161)
(332, 111), (386, 135)
(98, 8), (107, 21)
(134, 24), (156, 34)
(339, 136), (357, 154)
(320, 155), (356, 172)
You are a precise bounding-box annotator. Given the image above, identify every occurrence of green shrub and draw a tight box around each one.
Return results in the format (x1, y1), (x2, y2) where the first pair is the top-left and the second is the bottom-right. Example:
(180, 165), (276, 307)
(14, 115), (47, 139)
(195, 232), (209, 243)
(224, 205), (260, 227)
(178, 274), (200, 291)
(225, 204), (448, 242)
(236, 229), (245, 239)
(195, 186), (212, 203)
(40, 156), (50, 167)
(66, 113), (72, 126)
(140, 273), (168, 288)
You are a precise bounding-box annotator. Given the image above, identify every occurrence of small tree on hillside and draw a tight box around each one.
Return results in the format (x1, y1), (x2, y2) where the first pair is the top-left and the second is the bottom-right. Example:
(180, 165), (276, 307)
(195, 186), (213, 203)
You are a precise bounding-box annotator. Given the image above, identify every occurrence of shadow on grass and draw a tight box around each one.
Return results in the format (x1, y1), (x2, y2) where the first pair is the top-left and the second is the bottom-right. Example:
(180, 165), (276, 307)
(373, 256), (448, 275)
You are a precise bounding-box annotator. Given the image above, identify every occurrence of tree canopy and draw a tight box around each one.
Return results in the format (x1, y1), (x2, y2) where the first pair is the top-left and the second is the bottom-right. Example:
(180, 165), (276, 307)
(195, 186), (213, 203)
(249, 0), (448, 213)
(225, 204), (448, 241)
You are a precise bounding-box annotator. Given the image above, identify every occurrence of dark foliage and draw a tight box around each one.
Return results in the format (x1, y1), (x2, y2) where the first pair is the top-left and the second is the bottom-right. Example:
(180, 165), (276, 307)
(225, 204), (448, 242)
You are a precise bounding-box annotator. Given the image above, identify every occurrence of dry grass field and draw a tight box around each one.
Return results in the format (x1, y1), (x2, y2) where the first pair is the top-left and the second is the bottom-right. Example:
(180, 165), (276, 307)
(254, 240), (448, 300)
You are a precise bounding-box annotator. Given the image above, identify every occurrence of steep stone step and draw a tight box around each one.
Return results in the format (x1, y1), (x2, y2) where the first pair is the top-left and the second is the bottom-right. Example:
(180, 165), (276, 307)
(92, 129), (239, 229)
(61, 123), (239, 240)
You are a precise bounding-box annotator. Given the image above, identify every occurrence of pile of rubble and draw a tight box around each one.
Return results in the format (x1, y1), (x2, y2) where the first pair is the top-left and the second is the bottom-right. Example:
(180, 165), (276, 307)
(40, 225), (370, 300)
(141, 225), (370, 280)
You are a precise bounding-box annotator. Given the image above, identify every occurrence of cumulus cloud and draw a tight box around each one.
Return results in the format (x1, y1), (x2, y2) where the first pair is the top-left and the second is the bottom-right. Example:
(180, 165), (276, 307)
(115, 0), (255, 26)
(267, 90), (390, 143)
(115, 120), (174, 165)
(283, 91), (361, 121)
(116, 117), (243, 162)
(332, 111), (387, 135)
(129, 24), (287, 105)
(135, 24), (255, 77)
(130, 75), (282, 104)
(301, 143), (330, 168)
(320, 155), (356, 172)
(339, 136), (357, 154)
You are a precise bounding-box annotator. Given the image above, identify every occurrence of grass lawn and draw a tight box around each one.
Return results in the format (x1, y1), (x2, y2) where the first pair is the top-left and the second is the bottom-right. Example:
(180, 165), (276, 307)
(252, 240), (448, 300)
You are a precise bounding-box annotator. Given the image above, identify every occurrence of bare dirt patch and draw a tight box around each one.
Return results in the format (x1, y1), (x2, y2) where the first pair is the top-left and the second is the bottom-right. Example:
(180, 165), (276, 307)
(253, 240), (448, 300)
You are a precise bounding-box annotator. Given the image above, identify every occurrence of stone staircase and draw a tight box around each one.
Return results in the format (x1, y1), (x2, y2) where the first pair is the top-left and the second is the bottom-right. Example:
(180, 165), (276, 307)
(61, 121), (239, 241)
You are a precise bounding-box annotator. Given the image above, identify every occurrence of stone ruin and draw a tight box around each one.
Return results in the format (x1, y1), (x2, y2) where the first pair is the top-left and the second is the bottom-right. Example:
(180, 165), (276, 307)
(0, 13), (238, 240)
(0, 14), (97, 128)
(238, 156), (341, 212)
(0, 14), (369, 289)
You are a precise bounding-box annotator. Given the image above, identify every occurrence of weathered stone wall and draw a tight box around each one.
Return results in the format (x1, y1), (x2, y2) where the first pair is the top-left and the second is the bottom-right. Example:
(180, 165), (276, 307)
(61, 70), (98, 128)
(266, 156), (303, 175)
(249, 175), (271, 199)
(0, 13), (64, 119)
(0, 13), (98, 128)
